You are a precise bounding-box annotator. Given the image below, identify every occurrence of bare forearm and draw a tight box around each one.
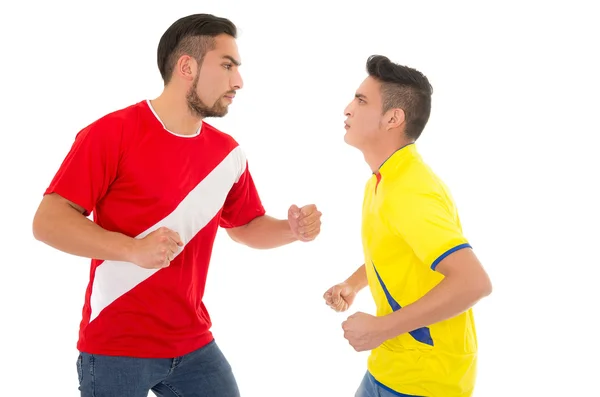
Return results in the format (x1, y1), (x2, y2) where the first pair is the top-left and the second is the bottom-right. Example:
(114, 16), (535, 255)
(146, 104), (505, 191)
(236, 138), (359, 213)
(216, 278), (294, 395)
(227, 215), (297, 249)
(345, 264), (368, 292)
(32, 196), (135, 262)
(382, 275), (490, 339)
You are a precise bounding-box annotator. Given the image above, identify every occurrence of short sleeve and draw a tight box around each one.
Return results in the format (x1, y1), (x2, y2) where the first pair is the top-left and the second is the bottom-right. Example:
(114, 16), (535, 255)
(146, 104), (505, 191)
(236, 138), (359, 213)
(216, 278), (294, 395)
(387, 190), (471, 271)
(219, 161), (266, 228)
(44, 116), (122, 216)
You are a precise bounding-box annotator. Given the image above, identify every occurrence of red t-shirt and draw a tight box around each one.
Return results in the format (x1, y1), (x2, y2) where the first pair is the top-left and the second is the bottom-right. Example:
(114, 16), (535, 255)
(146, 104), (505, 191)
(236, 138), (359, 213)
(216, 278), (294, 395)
(45, 100), (266, 358)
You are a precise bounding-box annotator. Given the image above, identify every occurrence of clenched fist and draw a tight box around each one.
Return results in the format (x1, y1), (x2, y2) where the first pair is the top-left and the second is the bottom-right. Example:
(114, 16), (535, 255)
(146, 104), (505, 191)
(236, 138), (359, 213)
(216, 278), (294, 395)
(323, 282), (357, 312)
(342, 312), (388, 352)
(129, 227), (183, 269)
(288, 204), (322, 242)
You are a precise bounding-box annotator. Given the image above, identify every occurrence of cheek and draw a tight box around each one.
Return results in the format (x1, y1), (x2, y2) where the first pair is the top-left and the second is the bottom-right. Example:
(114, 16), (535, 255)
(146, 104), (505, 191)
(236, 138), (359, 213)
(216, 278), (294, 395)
(356, 113), (380, 133)
(195, 68), (221, 100)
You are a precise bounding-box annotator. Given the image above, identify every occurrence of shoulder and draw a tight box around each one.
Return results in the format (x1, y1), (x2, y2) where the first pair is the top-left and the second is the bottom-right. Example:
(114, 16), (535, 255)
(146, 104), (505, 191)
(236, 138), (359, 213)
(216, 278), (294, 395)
(98, 101), (145, 126)
(201, 122), (239, 145)
(383, 158), (454, 215)
(201, 122), (249, 179)
(76, 101), (144, 141)
(391, 158), (444, 195)
(202, 122), (247, 160)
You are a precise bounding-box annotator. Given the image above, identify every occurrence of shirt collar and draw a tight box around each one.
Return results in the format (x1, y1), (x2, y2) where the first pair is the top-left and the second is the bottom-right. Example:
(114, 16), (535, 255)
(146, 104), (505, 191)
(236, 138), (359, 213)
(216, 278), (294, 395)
(376, 142), (417, 176)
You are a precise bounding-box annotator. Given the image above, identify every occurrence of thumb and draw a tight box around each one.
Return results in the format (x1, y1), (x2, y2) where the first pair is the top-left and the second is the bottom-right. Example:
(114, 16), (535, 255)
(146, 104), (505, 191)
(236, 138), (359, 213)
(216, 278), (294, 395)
(289, 204), (300, 218)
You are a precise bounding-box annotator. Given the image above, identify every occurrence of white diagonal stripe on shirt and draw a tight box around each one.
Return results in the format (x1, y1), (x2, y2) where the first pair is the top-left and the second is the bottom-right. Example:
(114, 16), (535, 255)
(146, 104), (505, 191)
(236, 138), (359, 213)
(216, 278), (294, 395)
(89, 145), (246, 323)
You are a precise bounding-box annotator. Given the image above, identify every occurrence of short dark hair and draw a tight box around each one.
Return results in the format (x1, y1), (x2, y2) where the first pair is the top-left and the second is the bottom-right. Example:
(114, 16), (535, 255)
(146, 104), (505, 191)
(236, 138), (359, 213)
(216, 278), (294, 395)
(157, 14), (237, 84)
(366, 55), (433, 140)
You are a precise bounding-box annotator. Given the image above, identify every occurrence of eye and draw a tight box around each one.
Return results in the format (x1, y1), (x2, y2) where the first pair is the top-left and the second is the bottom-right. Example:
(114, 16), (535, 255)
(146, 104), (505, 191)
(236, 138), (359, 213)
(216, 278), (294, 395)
(223, 63), (233, 70)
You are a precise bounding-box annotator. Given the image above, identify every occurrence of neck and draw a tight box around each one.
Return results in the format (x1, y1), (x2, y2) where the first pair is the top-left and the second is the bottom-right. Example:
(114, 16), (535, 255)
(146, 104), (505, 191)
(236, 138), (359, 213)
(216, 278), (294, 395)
(364, 139), (413, 173)
(150, 87), (203, 136)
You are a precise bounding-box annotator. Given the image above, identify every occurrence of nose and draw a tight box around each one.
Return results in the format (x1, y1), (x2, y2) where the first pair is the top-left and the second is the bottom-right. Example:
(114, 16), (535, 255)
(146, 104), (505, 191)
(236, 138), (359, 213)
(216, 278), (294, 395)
(231, 69), (243, 90)
(344, 101), (353, 117)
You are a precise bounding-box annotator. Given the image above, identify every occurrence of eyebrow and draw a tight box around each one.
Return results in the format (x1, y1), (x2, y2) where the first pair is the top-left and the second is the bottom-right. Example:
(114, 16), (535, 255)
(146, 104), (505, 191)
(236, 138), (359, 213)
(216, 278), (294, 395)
(355, 93), (367, 100)
(223, 55), (241, 66)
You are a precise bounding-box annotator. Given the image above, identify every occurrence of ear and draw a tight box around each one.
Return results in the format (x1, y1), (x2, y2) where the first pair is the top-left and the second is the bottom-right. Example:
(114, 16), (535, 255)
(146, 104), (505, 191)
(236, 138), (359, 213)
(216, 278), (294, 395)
(174, 55), (197, 82)
(385, 108), (405, 130)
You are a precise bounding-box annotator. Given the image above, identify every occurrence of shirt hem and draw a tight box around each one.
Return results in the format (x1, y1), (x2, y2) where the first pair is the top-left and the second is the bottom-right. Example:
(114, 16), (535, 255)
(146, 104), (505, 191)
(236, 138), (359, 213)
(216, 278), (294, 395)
(76, 331), (214, 359)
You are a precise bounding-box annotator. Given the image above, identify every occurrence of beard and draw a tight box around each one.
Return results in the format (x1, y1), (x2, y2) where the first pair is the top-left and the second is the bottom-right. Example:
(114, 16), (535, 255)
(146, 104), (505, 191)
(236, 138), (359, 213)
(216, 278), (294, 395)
(186, 74), (230, 119)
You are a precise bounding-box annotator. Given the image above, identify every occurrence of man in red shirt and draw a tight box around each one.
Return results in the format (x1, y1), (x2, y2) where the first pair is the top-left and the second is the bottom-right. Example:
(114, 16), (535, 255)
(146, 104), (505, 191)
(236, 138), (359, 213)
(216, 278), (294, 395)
(32, 13), (322, 397)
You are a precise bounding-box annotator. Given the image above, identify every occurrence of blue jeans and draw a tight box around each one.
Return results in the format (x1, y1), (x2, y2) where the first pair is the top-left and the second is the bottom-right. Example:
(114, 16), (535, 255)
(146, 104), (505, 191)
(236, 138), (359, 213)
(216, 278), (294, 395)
(76, 339), (239, 397)
(356, 372), (422, 397)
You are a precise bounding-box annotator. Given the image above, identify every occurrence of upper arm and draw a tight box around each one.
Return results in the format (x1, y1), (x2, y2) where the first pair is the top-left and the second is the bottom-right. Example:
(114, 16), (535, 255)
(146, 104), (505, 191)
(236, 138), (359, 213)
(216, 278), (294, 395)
(434, 247), (491, 295)
(388, 189), (491, 293)
(388, 189), (470, 272)
(44, 116), (122, 216)
(32, 192), (87, 241)
(219, 159), (266, 229)
(42, 192), (86, 214)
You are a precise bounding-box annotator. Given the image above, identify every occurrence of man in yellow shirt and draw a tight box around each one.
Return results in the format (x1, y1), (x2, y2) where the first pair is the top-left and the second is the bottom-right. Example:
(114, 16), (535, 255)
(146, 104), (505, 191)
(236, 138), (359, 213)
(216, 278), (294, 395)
(324, 55), (492, 397)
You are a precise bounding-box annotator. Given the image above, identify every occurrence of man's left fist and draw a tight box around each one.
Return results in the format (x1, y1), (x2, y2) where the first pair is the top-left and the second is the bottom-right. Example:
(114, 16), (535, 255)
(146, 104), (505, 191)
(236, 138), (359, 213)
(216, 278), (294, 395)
(288, 204), (322, 242)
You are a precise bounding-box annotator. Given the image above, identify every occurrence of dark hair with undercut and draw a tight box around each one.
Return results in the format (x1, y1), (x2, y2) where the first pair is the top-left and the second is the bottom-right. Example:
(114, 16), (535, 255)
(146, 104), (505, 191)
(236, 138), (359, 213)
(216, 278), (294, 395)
(366, 55), (433, 140)
(157, 14), (237, 84)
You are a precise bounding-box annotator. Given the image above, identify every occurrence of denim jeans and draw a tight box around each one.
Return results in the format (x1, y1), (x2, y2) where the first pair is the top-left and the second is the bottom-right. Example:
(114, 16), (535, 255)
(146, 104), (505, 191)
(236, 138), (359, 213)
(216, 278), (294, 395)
(76, 339), (239, 397)
(355, 372), (423, 397)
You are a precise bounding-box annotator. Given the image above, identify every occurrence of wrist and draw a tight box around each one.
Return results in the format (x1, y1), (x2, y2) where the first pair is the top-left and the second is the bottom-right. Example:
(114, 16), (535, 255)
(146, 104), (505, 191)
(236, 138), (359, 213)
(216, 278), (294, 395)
(282, 219), (299, 242)
(345, 272), (368, 293)
(379, 313), (399, 341)
(120, 234), (138, 263)
(343, 280), (360, 295)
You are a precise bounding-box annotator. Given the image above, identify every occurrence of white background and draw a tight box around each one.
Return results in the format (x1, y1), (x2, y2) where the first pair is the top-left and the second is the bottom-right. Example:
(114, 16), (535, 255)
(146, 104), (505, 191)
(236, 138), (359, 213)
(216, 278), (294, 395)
(1, 1), (599, 396)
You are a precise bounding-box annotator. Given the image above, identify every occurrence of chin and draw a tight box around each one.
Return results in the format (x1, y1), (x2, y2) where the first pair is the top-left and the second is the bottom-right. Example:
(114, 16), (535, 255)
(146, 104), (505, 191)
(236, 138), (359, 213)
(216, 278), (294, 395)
(212, 108), (229, 118)
(343, 132), (357, 148)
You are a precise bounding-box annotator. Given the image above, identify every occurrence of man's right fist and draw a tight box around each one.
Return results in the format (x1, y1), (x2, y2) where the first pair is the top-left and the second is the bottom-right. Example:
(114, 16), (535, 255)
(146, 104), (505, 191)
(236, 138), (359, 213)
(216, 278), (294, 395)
(323, 282), (357, 312)
(129, 227), (183, 269)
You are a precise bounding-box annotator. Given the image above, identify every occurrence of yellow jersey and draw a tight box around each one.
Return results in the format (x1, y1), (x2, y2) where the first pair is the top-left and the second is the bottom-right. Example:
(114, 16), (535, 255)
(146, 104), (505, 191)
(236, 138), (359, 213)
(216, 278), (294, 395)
(362, 143), (478, 397)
